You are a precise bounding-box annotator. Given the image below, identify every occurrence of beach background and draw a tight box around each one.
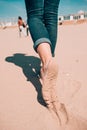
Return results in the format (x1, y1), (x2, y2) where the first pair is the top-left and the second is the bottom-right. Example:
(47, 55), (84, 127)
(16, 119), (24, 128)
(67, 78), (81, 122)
(0, 0), (87, 130)
(0, 21), (87, 130)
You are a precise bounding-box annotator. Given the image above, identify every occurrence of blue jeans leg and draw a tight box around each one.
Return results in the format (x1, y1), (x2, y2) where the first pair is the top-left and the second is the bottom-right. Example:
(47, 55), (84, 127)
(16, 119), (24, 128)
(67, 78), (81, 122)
(44, 0), (60, 55)
(25, 0), (60, 55)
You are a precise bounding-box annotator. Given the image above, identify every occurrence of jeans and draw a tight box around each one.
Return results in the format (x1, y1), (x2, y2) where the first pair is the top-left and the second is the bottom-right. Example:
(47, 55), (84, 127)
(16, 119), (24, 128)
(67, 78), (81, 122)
(25, 0), (60, 56)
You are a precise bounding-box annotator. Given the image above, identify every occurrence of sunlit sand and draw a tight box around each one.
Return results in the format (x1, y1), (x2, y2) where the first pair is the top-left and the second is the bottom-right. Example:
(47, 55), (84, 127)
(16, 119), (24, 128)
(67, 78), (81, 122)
(0, 23), (87, 130)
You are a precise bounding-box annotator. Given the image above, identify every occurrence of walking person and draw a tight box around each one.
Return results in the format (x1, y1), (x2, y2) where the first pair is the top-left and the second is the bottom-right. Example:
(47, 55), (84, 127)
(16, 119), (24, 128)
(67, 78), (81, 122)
(18, 16), (28, 37)
(24, 0), (68, 125)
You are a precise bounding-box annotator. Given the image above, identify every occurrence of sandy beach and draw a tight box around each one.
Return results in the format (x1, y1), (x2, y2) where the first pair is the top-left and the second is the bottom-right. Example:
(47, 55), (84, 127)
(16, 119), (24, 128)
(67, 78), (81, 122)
(0, 23), (87, 130)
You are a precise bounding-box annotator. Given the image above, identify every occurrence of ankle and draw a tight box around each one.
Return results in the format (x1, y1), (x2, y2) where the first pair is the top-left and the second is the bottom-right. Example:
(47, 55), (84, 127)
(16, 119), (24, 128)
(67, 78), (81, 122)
(42, 58), (52, 71)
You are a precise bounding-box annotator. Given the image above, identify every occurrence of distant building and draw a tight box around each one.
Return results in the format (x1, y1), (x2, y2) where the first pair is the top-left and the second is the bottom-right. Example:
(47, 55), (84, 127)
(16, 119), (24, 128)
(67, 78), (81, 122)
(58, 11), (87, 25)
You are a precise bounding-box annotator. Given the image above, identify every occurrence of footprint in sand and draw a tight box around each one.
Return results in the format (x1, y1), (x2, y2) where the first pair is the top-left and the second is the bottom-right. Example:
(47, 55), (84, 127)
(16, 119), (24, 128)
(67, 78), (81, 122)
(57, 71), (81, 104)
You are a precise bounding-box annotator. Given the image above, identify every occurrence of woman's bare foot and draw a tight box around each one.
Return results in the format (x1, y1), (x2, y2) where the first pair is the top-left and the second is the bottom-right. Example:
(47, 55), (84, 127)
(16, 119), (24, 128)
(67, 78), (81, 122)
(40, 58), (68, 125)
(40, 58), (58, 107)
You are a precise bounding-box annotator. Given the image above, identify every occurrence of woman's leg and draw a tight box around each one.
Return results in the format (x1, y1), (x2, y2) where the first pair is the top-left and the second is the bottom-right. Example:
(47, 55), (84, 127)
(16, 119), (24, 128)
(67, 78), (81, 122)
(25, 0), (52, 65)
(25, 0), (57, 117)
(25, 0), (68, 125)
(44, 0), (60, 56)
(44, 0), (68, 125)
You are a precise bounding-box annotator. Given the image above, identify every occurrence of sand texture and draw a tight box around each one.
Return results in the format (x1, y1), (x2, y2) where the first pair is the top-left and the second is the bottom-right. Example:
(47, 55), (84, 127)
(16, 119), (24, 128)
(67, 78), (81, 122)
(0, 23), (87, 130)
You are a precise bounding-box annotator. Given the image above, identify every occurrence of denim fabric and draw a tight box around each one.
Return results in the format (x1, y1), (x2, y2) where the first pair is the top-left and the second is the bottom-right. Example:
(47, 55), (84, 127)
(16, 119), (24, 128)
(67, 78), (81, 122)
(25, 0), (60, 56)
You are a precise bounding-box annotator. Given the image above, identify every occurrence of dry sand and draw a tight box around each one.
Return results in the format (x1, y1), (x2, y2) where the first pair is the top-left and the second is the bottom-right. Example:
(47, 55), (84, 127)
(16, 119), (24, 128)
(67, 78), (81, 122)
(0, 23), (87, 130)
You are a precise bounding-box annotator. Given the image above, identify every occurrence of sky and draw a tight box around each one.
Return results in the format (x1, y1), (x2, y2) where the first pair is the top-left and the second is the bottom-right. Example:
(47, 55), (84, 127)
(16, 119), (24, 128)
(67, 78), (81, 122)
(0, 0), (87, 20)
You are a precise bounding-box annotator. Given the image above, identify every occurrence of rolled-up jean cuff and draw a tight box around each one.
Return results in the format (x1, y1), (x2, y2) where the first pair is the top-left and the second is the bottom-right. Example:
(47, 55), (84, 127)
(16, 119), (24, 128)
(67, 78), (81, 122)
(33, 38), (52, 52)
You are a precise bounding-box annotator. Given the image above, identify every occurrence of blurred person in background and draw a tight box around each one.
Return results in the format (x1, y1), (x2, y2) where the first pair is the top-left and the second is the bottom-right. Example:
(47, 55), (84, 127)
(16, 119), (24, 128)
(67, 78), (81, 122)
(18, 16), (29, 37)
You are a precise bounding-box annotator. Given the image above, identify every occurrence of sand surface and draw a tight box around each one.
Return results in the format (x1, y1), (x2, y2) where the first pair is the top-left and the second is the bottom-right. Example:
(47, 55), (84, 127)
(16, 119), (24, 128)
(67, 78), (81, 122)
(0, 23), (87, 130)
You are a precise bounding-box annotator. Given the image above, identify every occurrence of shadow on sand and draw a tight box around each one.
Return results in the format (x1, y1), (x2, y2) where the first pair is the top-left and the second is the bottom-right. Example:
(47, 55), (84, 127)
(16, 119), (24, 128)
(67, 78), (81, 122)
(5, 53), (46, 107)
